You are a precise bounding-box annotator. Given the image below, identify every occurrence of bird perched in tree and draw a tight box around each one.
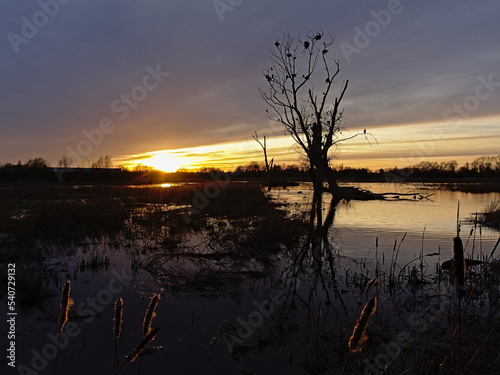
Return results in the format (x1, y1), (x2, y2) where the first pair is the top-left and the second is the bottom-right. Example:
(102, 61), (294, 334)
(275, 41), (280, 47)
(304, 41), (310, 49)
(364, 128), (366, 134)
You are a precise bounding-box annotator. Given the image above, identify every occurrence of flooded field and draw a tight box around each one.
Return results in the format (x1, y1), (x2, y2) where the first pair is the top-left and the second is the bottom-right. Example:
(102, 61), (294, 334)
(1, 182), (499, 374)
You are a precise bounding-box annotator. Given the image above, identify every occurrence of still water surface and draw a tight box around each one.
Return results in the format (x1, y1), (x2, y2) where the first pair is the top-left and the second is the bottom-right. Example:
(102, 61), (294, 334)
(2, 182), (499, 374)
(269, 182), (500, 263)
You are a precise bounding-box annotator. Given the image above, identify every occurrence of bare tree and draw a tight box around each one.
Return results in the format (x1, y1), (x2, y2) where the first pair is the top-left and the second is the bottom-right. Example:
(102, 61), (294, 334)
(260, 31), (374, 199)
(91, 155), (112, 168)
(253, 131), (274, 189)
(58, 155), (72, 168)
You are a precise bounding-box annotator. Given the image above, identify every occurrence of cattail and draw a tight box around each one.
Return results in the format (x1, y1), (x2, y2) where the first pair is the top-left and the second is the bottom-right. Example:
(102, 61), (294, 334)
(143, 294), (159, 336)
(138, 345), (165, 358)
(113, 298), (123, 340)
(125, 326), (161, 363)
(363, 278), (377, 295)
(348, 295), (377, 353)
(453, 236), (465, 298)
(58, 279), (72, 332)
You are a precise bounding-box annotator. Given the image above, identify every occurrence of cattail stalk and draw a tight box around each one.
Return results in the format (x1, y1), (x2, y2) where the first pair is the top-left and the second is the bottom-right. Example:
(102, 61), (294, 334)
(55, 279), (72, 375)
(113, 298), (123, 341)
(363, 278), (377, 295)
(453, 235), (465, 372)
(143, 294), (159, 336)
(113, 298), (123, 374)
(348, 295), (377, 353)
(453, 236), (465, 298)
(58, 279), (71, 332)
(125, 326), (161, 363)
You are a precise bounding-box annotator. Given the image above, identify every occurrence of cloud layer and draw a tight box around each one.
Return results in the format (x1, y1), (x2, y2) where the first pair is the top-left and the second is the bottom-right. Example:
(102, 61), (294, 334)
(1, 0), (499, 168)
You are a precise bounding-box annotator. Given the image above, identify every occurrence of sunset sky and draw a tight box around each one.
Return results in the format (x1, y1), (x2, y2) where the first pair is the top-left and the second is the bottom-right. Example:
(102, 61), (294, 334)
(1, 1), (499, 172)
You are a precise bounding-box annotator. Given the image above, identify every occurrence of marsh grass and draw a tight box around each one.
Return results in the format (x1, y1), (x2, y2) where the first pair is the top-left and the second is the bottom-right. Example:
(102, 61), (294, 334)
(481, 201), (500, 229)
(116, 294), (163, 374)
(348, 294), (378, 353)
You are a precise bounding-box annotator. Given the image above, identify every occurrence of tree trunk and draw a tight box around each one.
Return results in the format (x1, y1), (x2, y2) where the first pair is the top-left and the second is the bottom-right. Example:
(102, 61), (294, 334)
(309, 153), (340, 198)
(310, 167), (323, 201)
(323, 166), (339, 196)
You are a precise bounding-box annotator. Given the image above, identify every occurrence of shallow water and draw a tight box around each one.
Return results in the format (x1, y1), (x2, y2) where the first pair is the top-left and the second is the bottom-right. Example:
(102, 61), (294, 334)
(268, 182), (500, 263)
(1, 182), (499, 374)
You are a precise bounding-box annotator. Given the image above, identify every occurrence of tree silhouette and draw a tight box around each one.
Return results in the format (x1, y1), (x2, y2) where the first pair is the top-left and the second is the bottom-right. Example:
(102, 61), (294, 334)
(58, 155), (72, 168)
(260, 31), (374, 199)
(25, 157), (49, 168)
(253, 131), (274, 189)
(91, 155), (112, 168)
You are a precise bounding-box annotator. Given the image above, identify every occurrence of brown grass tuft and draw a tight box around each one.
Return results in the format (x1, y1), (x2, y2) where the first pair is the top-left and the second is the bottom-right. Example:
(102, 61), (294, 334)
(125, 326), (162, 363)
(143, 294), (160, 336)
(348, 295), (378, 353)
(58, 279), (72, 332)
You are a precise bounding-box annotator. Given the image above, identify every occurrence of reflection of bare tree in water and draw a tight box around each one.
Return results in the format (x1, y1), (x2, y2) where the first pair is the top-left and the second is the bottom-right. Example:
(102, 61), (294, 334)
(222, 194), (354, 373)
(276, 196), (351, 372)
(130, 187), (373, 373)
(310, 196), (338, 274)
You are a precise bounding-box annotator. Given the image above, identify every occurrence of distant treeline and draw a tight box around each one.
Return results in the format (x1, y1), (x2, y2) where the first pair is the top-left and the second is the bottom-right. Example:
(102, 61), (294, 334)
(1, 155), (499, 184)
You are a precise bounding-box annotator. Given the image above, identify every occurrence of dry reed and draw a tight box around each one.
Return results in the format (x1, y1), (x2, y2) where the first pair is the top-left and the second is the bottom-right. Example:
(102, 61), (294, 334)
(58, 279), (72, 332)
(348, 295), (378, 353)
(113, 298), (123, 340)
(363, 278), (377, 295)
(143, 294), (159, 336)
(125, 326), (162, 363)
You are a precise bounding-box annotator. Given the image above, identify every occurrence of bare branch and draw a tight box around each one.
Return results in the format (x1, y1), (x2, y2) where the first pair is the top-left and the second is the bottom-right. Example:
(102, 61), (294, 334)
(260, 31), (375, 196)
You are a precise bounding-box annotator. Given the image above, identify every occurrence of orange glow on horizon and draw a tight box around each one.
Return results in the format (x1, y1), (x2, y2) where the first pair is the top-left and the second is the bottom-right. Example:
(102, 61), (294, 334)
(116, 115), (500, 172)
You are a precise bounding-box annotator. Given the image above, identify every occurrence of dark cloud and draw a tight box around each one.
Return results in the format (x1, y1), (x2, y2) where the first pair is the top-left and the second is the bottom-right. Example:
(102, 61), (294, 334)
(1, 0), (499, 167)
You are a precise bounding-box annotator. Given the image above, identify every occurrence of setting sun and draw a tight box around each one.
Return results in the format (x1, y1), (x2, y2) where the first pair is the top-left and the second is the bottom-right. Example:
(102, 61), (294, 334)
(146, 153), (186, 172)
